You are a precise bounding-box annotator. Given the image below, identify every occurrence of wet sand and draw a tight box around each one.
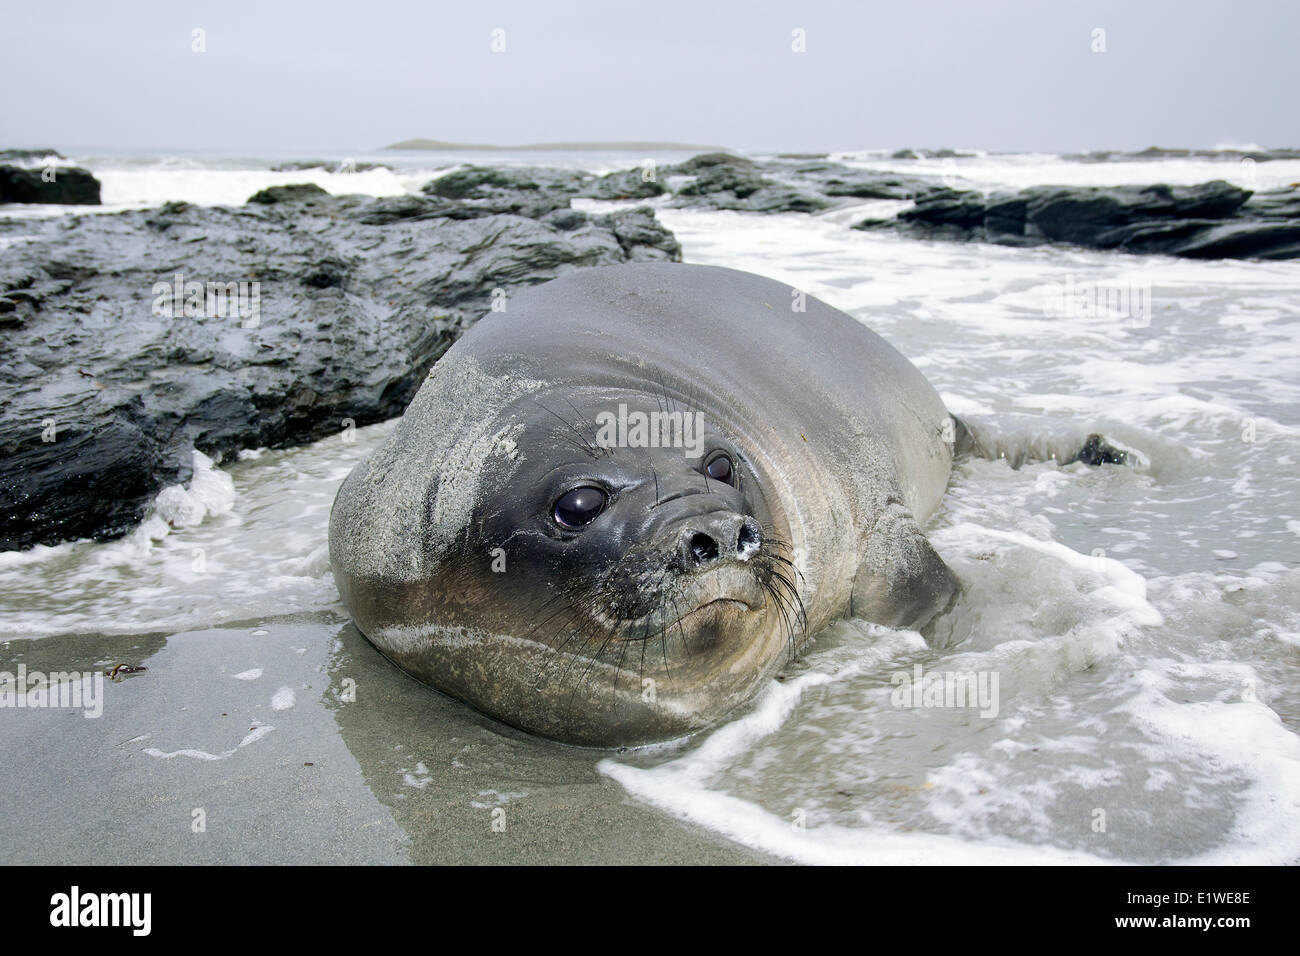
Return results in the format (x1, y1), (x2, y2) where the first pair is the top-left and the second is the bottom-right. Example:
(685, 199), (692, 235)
(0, 613), (776, 865)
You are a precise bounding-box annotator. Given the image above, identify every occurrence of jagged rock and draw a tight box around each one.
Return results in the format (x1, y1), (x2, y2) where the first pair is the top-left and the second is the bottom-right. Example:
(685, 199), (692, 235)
(1164, 221), (1300, 259)
(665, 154), (831, 213)
(540, 208), (591, 231)
(246, 182), (332, 204)
(579, 168), (665, 200)
(0, 148), (65, 163)
(671, 153), (755, 171)
(860, 179), (1300, 259)
(0, 165), (101, 205)
(1242, 188), (1300, 220)
(898, 187), (988, 228)
(1021, 181), (1252, 245)
(342, 194), (465, 224)
(888, 148), (978, 160)
(675, 162), (769, 199)
(420, 165), (589, 218)
(596, 206), (682, 260)
(0, 189), (680, 550)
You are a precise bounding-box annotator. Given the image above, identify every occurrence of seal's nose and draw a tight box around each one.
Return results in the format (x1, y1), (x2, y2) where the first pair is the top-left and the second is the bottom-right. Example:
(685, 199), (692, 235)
(679, 514), (763, 567)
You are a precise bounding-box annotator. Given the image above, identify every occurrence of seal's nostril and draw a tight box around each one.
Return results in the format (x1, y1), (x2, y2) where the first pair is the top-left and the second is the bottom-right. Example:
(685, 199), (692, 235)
(690, 532), (720, 564)
(737, 521), (761, 558)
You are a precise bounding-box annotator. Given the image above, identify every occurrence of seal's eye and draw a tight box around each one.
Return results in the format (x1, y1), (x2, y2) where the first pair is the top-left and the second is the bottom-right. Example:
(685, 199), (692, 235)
(705, 453), (734, 485)
(553, 486), (607, 530)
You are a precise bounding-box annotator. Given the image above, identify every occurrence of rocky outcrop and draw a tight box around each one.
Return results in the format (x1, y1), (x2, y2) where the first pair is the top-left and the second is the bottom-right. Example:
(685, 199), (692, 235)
(246, 182), (332, 204)
(0, 148), (65, 163)
(420, 165), (587, 218)
(889, 148), (979, 160)
(570, 152), (1300, 254)
(406, 154), (933, 216)
(662, 153), (832, 213)
(0, 185), (680, 550)
(858, 180), (1300, 259)
(776, 159), (941, 201)
(1064, 146), (1300, 163)
(0, 165), (102, 205)
(579, 167), (666, 200)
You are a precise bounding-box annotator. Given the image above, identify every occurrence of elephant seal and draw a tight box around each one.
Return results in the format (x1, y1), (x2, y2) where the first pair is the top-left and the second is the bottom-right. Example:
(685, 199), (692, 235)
(330, 262), (961, 746)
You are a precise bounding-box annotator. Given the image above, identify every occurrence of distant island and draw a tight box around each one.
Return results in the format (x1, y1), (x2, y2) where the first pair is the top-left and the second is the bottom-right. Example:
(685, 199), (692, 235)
(383, 138), (729, 152)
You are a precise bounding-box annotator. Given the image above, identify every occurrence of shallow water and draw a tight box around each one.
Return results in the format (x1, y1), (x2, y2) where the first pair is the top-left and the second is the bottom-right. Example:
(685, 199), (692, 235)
(2, 150), (1298, 864)
(604, 204), (1300, 864)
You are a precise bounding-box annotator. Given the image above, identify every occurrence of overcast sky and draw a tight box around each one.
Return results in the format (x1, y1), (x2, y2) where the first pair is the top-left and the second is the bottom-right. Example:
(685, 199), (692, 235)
(5, 0), (1296, 154)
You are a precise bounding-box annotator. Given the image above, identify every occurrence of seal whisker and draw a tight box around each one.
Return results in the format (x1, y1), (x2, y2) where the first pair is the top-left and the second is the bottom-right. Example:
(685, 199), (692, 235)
(665, 589), (693, 657)
(766, 563), (808, 635)
(612, 621), (635, 710)
(763, 576), (801, 662)
(533, 398), (604, 460)
(560, 395), (612, 459)
(566, 621), (621, 713)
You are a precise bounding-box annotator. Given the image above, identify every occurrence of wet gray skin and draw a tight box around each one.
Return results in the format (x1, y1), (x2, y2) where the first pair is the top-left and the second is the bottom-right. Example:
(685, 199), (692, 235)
(330, 262), (958, 746)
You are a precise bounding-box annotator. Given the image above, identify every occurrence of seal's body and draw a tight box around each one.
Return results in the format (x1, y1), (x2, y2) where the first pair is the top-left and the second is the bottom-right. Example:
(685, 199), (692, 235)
(330, 263), (959, 746)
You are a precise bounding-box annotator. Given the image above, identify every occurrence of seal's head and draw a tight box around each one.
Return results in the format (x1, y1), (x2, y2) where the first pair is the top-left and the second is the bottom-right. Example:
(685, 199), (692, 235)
(330, 367), (803, 746)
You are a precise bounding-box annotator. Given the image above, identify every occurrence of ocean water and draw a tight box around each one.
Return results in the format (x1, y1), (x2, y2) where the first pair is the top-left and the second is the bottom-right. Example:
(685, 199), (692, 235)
(2, 148), (1298, 864)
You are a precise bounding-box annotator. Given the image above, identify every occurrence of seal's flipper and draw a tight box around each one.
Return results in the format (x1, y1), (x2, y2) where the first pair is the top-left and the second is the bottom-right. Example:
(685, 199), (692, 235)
(851, 502), (959, 633)
(950, 415), (1133, 469)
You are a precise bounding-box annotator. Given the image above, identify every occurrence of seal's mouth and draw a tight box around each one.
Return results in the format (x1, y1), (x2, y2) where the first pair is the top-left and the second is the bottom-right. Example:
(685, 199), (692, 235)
(674, 596), (755, 626)
(593, 565), (767, 635)
(555, 516), (806, 662)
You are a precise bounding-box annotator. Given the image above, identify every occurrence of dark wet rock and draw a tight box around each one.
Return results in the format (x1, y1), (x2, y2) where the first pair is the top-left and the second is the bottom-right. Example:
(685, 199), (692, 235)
(579, 167), (665, 200)
(0, 148), (65, 163)
(420, 165), (588, 218)
(1020, 181), (1252, 245)
(0, 189), (681, 550)
(820, 176), (930, 200)
(737, 188), (832, 213)
(664, 154), (831, 213)
(0, 165), (101, 205)
(898, 187), (987, 228)
(671, 152), (755, 171)
(246, 182), (331, 204)
(561, 153), (946, 215)
(596, 206), (682, 261)
(675, 162), (769, 199)
(1243, 188), (1300, 220)
(982, 195), (1030, 236)
(772, 160), (940, 201)
(342, 194), (464, 224)
(860, 179), (1300, 260)
(1163, 221), (1300, 260)
(889, 148), (978, 160)
(540, 207), (591, 231)
(1074, 434), (1129, 466)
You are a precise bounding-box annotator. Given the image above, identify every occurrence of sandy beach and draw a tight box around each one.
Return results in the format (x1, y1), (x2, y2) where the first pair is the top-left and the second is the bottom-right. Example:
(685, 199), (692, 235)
(0, 613), (776, 864)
